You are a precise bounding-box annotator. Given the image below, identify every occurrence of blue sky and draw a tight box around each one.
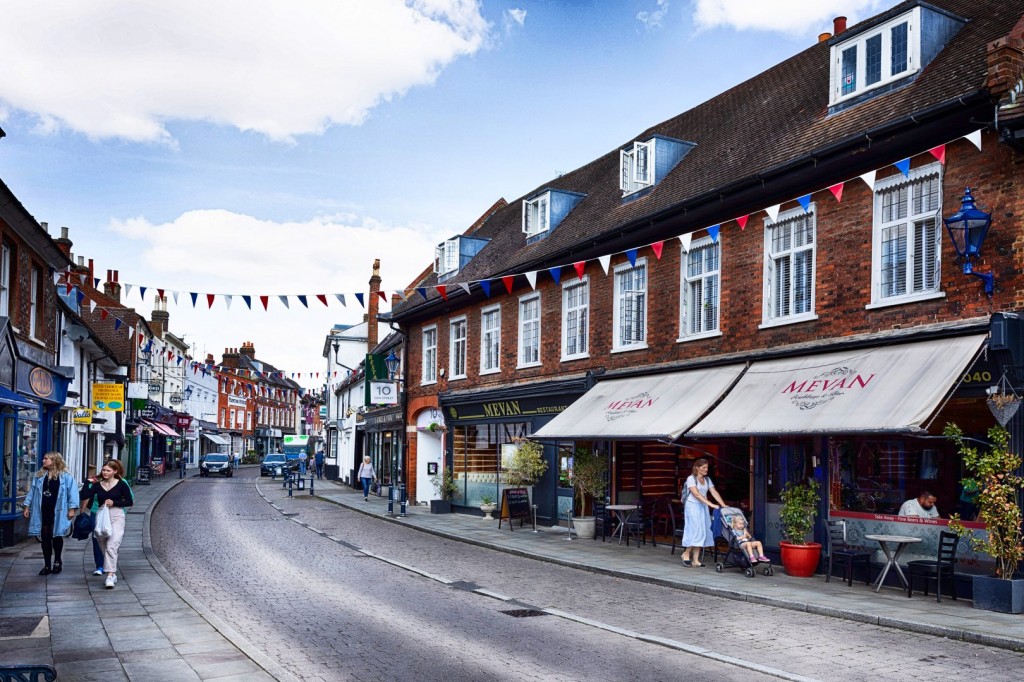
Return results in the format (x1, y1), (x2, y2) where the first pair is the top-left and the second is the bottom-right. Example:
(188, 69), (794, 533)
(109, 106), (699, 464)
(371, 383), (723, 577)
(0, 0), (893, 387)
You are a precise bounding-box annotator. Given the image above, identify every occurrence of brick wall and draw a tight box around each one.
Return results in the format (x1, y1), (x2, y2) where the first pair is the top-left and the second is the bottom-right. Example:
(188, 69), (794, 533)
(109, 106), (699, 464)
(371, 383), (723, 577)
(0, 226), (59, 354)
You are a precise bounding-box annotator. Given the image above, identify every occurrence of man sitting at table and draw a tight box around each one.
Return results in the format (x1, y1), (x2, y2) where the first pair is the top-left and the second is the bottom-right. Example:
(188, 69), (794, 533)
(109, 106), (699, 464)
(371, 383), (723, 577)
(898, 491), (939, 518)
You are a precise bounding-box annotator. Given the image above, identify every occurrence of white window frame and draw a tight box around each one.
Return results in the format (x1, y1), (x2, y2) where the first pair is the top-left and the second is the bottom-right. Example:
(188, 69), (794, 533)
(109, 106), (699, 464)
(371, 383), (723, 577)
(421, 325), (438, 385)
(29, 264), (42, 340)
(480, 304), (502, 375)
(522, 193), (551, 237)
(0, 242), (9, 318)
(517, 292), (541, 368)
(868, 162), (944, 308)
(561, 276), (590, 361)
(613, 258), (647, 352)
(829, 8), (920, 106)
(619, 141), (654, 195)
(449, 316), (467, 380)
(760, 205), (819, 328)
(679, 238), (722, 341)
(433, 239), (459, 276)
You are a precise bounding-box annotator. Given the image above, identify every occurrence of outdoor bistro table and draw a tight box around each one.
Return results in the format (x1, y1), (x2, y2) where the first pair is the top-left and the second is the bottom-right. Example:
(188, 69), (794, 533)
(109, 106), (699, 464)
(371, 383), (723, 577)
(864, 534), (922, 592)
(607, 504), (639, 545)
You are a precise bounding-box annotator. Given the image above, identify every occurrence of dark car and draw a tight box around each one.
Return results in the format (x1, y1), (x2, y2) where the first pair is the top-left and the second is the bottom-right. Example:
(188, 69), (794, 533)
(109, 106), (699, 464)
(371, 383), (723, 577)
(260, 453), (299, 477)
(199, 453), (233, 477)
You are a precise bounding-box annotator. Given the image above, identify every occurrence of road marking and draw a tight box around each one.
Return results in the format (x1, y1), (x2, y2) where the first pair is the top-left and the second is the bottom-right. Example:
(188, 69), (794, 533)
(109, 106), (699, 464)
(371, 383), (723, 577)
(473, 589), (512, 601)
(358, 549), (455, 585)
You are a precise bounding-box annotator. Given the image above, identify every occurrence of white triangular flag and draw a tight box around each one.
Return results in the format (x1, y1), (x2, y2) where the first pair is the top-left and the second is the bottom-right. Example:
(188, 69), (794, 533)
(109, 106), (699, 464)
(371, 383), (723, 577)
(964, 128), (982, 151)
(124, 283), (133, 298)
(393, 289), (408, 301)
(525, 271), (537, 290)
(458, 283), (471, 296)
(678, 233), (693, 252)
(859, 170), (876, 191)
(224, 295), (233, 310)
(765, 204), (781, 224)
(89, 300), (96, 313)
(278, 295), (289, 309)
(171, 291), (179, 305)
(598, 254), (611, 275)
(335, 294), (346, 307)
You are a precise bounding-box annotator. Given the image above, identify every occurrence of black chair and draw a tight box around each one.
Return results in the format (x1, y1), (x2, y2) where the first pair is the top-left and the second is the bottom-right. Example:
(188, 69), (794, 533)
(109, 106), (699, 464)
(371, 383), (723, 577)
(592, 501), (613, 542)
(624, 499), (658, 547)
(825, 519), (872, 586)
(907, 531), (959, 602)
(668, 501), (686, 555)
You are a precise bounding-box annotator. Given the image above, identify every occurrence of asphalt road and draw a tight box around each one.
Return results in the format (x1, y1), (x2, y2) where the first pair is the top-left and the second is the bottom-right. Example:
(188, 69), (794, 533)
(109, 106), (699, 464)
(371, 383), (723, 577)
(151, 470), (1024, 681)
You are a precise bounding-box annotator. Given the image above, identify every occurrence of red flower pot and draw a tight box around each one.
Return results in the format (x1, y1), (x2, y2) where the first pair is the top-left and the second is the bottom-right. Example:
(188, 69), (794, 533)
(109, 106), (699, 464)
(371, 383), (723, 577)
(779, 541), (822, 578)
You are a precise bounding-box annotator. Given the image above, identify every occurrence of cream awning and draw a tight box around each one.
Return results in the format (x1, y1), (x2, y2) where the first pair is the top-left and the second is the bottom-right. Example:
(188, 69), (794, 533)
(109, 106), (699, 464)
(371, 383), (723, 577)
(533, 365), (746, 441)
(202, 432), (231, 446)
(687, 334), (987, 437)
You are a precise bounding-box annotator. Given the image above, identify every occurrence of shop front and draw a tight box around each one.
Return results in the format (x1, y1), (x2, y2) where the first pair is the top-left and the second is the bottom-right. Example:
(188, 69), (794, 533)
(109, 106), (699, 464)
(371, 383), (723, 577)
(364, 406), (403, 493)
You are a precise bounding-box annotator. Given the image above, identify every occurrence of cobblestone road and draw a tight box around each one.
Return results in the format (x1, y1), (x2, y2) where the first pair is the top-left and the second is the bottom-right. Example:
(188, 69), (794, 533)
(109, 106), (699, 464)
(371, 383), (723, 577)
(151, 472), (1024, 681)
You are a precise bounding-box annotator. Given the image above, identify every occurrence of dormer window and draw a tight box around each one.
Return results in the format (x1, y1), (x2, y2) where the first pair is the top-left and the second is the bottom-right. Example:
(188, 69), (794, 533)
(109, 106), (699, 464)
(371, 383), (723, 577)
(523, 193), (550, 237)
(434, 239), (459, 276)
(618, 135), (694, 199)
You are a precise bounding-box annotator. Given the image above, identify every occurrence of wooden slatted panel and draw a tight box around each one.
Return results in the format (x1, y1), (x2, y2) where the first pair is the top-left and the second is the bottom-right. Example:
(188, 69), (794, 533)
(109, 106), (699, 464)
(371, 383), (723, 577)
(616, 442), (640, 501)
(640, 441), (678, 499)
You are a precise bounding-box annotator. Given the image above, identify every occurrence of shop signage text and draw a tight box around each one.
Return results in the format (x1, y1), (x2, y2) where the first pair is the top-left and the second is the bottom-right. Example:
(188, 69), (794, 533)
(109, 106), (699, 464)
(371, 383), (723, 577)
(92, 382), (125, 411)
(604, 391), (657, 423)
(781, 367), (875, 411)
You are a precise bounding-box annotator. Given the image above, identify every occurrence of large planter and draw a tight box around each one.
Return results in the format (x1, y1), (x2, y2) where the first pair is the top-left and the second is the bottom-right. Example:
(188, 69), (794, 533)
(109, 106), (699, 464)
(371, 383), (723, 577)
(480, 503), (497, 520)
(430, 500), (452, 514)
(573, 516), (596, 540)
(973, 575), (1024, 614)
(779, 541), (822, 578)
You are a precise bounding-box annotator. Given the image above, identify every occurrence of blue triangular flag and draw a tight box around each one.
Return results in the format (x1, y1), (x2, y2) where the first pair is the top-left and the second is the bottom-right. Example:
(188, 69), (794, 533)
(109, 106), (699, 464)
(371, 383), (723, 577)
(355, 292), (365, 308)
(297, 295), (308, 308)
(176, 356), (183, 365)
(416, 287), (427, 299)
(76, 290), (85, 305)
(626, 249), (638, 267)
(894, 158), (911, 178)
(190, 292), (198, 307)
(708, 224), (721, 242)
(93, 277), (100, 288)
(797, 194), (812, 212)
(114, 318), (122, 330)
(549, 267), (562, 285)
(481, 280), (491, 298)
(139, 286), (147, 300)
(242, 295), (251, 309)
(145, 340), (153, 352)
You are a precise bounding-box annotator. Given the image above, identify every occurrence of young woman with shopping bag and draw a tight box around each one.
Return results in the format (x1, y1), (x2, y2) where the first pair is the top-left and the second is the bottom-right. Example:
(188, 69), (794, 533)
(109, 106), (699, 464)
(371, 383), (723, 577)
(79, 460), (134, 589)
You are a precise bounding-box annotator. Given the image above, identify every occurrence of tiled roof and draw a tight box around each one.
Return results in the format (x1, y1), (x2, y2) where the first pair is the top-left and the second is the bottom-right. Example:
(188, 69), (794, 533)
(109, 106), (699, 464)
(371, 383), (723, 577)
(396, 0), (1022, 315)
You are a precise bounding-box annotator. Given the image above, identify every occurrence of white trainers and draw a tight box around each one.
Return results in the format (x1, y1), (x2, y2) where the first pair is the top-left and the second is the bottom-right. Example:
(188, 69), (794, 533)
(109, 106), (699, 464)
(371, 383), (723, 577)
(104, 574), (116, 589)
(93, 568), (104, 576)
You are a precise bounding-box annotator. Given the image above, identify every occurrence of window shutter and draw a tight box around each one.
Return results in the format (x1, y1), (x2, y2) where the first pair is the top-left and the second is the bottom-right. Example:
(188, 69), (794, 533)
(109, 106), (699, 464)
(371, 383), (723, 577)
(764, 252), (775, 320)
(620, 150), (631, 193)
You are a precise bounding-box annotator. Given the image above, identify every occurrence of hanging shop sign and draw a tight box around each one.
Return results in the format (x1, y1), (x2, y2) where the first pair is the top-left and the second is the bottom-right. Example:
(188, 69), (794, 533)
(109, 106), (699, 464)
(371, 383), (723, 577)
(92, 382), (125, 411)
(369, 381), (398, 406)
(72, 408), (93, 425)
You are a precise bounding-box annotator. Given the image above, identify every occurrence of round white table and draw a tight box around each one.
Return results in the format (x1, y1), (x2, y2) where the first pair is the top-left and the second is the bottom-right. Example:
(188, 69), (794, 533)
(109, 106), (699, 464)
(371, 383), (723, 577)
(606, 504), (638, 545)
(864, 534), (922, 592)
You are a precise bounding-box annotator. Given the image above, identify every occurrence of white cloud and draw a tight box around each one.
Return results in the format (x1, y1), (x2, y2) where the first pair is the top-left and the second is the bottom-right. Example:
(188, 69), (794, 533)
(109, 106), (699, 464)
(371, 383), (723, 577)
(504, 8), (527, 31)
(0, 0), (489, 142)
(637, 1), (670, 31)
(690, 0), (892, 35)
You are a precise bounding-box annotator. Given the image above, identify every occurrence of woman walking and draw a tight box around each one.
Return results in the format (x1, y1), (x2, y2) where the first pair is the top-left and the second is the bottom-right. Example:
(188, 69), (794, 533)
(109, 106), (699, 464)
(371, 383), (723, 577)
(80, 460), (133, 589)
(679, 458), (727, 568)
(23, 452), (79, 576)
(357, 456), (376, 501)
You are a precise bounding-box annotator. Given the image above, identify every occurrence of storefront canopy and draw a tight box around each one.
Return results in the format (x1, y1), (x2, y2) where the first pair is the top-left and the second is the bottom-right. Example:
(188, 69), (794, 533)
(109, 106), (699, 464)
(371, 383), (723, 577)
(687, 334), (987, 438)
(533, 365), (746, 441)
(0, 385), (36, 410)
(202, 432), (231, 446)
(142, 419), (179, 438)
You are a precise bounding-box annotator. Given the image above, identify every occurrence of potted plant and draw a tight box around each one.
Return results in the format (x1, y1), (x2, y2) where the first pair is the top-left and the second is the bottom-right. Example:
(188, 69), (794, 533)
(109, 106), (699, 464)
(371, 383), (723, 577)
(778, 478), (821, 577)
(479, 493), (497, 520)
(946, 423), (1024, 613)
(569, 447), (607, 540)
(499, 438), (547, 512)
(430, 466), (459, 514)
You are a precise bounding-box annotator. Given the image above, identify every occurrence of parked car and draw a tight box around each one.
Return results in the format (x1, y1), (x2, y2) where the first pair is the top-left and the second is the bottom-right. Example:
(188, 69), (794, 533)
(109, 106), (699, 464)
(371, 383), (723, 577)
(260, 453), (299, 477)
(199, 453), (233, 478)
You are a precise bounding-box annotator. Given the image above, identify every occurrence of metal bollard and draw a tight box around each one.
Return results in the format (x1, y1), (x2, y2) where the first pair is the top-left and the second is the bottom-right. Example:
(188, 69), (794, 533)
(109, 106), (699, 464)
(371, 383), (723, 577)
(387, 484), (395, 516)
(399, 483), (407, 517)
(287, 473), (293, 498)
(309, 473), (314, 496)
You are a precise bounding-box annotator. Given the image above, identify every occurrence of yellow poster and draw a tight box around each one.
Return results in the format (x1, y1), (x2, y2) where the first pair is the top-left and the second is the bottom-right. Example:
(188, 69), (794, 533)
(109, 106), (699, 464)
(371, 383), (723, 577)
(92, 383), (125, 412)
(72, 408), (93, 425)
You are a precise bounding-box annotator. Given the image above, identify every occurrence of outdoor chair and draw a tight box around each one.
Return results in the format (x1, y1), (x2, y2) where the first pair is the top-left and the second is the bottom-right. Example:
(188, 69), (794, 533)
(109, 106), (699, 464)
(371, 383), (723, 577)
(825, 519), (873, 586)
(907, 531), (959, 602)
(592, 500), (613, 542)
(668, 500), (685, 555)
(624, 499), (657, 547)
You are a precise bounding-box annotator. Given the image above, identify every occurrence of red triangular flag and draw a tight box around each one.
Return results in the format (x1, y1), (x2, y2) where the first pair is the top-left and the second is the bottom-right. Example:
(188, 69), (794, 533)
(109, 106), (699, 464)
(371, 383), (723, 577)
(138, 334), (145, 344)
(502, 276), (514, 294)
(206, 293), (215, 308)
(157, 288), (165, 299)
(100, 309), (108, 320)
(736, 215), (749, 231)
(829, 182), (844, 202)
(168, 351), (174, 361)
(929, 144), (946, 165)
(574, 261), (586, 279)
(437, 285), (448, 301)
(259, 295), (269, 311)
(378, 291), (387, 302)
(316, 294), (328, 306)
(651, 241), (664, 259)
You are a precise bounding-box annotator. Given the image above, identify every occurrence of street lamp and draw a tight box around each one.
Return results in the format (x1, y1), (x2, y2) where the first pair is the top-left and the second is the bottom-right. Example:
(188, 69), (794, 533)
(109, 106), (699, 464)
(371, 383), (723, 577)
(944, 187), (994, 296)
(384, 349), (401, 381)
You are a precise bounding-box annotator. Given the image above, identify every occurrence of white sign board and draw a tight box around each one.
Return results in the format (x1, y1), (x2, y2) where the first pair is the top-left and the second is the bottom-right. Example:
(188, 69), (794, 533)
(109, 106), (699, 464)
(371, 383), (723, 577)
(369, 381), (398, 405)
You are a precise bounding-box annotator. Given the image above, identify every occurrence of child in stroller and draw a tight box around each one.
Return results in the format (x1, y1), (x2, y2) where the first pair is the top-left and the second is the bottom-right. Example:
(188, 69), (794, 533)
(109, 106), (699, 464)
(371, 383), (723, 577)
(712, 507), (774, 578)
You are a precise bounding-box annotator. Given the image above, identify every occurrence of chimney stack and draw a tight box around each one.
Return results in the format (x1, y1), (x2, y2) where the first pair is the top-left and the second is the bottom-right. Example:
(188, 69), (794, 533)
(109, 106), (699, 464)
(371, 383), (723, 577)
(833, 16), (847, 36)
(818, 32), (832, 43)
(151, 296), (169, 338)
(53, 224), (72, 258)
(239, 342), (256, 358)
(368, 259), (381, 351)
(103, 269), (121, 302)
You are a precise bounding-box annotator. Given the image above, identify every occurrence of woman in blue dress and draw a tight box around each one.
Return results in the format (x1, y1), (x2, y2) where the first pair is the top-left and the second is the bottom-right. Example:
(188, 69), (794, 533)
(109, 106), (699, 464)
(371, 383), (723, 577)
(680, 458), (727, 567)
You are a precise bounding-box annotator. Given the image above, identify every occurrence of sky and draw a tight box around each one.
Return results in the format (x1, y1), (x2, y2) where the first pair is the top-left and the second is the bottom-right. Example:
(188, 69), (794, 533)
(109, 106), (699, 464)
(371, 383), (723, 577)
(0, 0), (896, 389)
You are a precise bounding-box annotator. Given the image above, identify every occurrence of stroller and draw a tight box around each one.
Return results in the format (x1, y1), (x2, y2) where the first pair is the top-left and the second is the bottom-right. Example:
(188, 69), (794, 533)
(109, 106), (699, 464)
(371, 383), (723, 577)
(711, 507), (774, 578)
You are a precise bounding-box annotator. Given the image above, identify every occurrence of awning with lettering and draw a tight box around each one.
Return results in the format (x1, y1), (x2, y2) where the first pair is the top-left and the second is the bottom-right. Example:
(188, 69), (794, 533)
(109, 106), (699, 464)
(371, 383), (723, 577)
(202, 433), (231, 446)
(687, 334), (988, 438)
(142, 419), (179, 438)
(532, 365), (746, 441)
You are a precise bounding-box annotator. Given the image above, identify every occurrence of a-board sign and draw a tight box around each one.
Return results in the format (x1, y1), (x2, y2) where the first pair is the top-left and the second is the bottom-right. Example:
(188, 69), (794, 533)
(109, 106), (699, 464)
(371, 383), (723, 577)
(499, 487), (535, 531)
(136, 466), (151, 485)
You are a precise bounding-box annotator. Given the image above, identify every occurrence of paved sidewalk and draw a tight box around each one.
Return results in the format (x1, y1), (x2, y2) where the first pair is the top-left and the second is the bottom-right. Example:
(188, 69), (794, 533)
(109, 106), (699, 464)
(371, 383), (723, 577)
(0, 470), (289, 682)
(311, 479), (1024, 652)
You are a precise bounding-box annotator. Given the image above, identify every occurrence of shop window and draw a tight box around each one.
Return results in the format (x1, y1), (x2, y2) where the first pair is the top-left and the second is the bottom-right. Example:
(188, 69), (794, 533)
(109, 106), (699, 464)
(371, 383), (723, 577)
(451, 421), (531, 507)
(17, 418), (39, 504)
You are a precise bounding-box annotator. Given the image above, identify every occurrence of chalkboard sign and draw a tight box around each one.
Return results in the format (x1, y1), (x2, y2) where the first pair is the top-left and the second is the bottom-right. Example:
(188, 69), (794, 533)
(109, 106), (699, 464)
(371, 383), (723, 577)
(136, 466), (151, 485)
(499, 487), (535, 531)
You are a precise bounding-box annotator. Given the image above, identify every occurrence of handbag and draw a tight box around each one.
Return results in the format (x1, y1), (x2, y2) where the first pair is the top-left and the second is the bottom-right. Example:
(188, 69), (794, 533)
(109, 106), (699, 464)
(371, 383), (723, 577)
(370, 481), (380, 495)
(72, 512), (96, 540)
(94, 505), (113, 538)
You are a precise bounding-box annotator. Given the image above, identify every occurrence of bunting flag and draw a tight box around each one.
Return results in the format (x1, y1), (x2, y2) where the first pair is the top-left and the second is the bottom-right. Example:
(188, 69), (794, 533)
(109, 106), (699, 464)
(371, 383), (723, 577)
(797, 194), (812, 212)
(176, 356), (183, 365)
(260, 295), (269, 311)
(548, 266), (561, 285)
(929, 144), (946, 165)
(735, 216), (749, 231)
(225, 294), (233, 310)
(89, 300), (96, 313)
(598, 255), (611, 275)
(127, 324), (133, 339)
(171, 291), (180, 305)
(651, 241), (664, 259)
(573, 261), (586, 279)
(354, 293), (365, 308)
(100, 309), (108, 320)
(392, 290), (408, 301)
(765, 204), (781, 223)
(708, 224), (721, 242)
(525, 271), (537, 290)
(243, 295), (252, 309)
(828, 182), (844, 203)
(316, 294), (328, 307)
(114, 318), (122, 331)
(481, 280), (491, 297)
(679, 232), (693, 252)
(416, 287), (427, 300)
(190, 292), (198, 307)
(139, 286), (147, 300)
(278, 295), (290, 309)
(335, 294), (346, 307)
(157, 288), (164, 300)
(93, 277), (100, 288)
(458, 283), (471, 296)
(626, 248), (638, 267)
(124, 283), (133, 298)
(859, 170), (876, 191)
(207, 293), (216, 308)
(297, 295), (308, 308)
(66, 282), (73, 295)
(964, 129), (982, 151)
(894, 158), (911, 178)
(437, 284), (448, 301)
(502, 276), (514, 295)
(378, 291), (388, 303)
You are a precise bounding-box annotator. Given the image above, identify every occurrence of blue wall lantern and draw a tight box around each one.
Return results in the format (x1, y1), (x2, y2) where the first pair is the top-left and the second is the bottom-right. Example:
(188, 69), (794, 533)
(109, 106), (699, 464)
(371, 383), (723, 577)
(943, 187), (994, 296)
